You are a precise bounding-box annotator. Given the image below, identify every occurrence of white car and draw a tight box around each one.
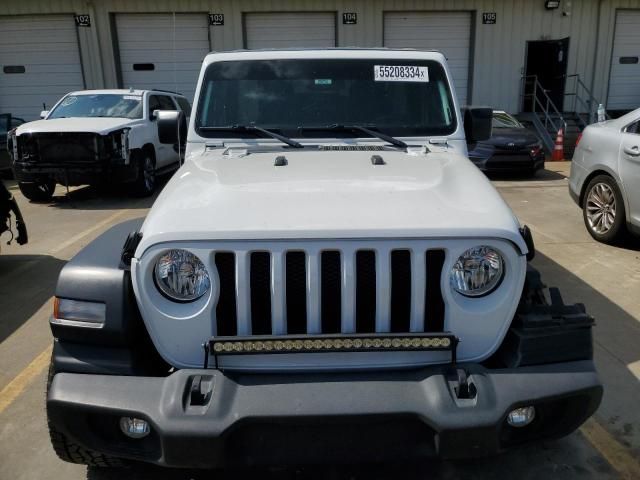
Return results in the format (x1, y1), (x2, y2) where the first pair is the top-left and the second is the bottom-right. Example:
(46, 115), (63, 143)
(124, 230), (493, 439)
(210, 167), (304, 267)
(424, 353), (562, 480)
(8, 89), (190, 201)
(46, 50), (600, 468)
(569, 107), (640, 243)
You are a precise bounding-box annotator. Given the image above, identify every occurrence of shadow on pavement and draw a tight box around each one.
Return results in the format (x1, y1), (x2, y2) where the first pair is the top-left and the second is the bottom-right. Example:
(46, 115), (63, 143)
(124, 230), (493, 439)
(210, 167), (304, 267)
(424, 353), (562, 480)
(531, 252), (640, 457)
(615, 234), (640, 252)
(599, 237), (640, 253)
(0, 254), (66, 343)
(3, 171), (174, 211)
(486, 168), (566, 182)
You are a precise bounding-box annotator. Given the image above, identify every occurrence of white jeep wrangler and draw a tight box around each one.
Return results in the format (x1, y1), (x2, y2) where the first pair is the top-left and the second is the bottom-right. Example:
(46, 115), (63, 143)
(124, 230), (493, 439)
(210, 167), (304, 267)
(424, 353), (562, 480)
(9, 89), (190, 201)
(46, 50), (601, 468)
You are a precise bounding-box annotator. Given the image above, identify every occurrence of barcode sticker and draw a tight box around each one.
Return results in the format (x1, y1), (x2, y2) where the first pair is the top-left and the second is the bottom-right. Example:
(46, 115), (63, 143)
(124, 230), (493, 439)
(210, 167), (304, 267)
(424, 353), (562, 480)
(374, 65), (429, 82)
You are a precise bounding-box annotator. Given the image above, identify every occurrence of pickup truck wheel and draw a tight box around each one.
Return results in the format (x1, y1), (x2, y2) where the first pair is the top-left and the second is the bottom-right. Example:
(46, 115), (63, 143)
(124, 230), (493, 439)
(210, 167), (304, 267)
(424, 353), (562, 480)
(130, 151), (156, 197)
(46, 359), (125, 468)
(583, 175), (626, 244)
(18, 179), (56, 202)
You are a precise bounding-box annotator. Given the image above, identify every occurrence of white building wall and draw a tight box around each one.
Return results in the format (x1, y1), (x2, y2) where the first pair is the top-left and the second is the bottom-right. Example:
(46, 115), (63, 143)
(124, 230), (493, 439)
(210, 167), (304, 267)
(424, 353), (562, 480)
(593, 0), (640, 109)
(606, 9), (640, 109)
(1, 0), (639, 113)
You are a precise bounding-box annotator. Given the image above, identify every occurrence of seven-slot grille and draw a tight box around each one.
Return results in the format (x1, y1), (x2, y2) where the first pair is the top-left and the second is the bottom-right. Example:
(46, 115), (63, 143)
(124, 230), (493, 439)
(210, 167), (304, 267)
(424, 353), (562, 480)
(214, 248), (446, 338)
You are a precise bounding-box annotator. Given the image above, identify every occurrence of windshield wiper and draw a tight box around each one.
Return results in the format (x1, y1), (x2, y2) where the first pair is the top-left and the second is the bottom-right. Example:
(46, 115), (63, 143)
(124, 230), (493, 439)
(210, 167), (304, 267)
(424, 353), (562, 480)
(199, 125), (303, 149)
(300, 124), (408, 150)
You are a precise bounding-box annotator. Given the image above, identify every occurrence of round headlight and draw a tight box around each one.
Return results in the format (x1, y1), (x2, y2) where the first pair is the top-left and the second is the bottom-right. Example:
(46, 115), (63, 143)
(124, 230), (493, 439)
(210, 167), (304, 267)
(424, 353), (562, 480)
(154, 249), (210, 302)
(450, 246), (504, 297)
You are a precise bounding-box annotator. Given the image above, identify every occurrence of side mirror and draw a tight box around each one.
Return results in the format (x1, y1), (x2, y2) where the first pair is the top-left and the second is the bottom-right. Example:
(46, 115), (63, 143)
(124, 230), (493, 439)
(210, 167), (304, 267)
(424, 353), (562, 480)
(156, 110), (186, 144)
(40, 110), (49, 119)
(462, 107), (492, 143)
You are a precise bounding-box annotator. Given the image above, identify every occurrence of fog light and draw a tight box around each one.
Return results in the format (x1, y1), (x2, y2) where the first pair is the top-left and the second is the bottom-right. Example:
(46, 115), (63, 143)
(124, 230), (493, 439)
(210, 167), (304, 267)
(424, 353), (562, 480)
(119, 417), (150, 438)
(507, 406), (536, 428)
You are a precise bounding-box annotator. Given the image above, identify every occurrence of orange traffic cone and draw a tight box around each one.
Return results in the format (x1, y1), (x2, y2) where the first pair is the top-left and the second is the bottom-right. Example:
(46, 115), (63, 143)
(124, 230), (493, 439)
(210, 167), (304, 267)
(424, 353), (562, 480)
(552, 128), (564, 161)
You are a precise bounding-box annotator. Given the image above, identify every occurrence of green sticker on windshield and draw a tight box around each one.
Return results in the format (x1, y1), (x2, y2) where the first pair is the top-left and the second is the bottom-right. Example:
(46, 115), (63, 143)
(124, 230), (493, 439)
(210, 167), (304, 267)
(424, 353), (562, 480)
(314, 79), (332, 85)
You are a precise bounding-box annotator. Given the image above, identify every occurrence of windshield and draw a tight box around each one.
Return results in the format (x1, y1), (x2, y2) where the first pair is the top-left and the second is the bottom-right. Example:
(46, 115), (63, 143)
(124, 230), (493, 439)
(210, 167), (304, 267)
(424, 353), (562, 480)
(492, 111), (523, 129)
(196, 59), (457, 138)
(48, 94), (143, 119)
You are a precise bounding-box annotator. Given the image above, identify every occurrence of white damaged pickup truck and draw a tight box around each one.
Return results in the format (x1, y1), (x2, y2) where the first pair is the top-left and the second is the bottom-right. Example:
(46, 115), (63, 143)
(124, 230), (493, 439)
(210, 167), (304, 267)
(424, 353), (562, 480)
(46, 49), (601, 468)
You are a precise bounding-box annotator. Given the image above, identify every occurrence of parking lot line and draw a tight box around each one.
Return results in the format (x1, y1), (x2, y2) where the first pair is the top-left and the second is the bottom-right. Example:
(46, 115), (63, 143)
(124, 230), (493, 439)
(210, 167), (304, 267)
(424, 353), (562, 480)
(628, 360), (640, 381)
(0, 345), (52, 415)
(581, 418), (640, 480)
(4, 209), (130, 281)
(50, 209), (128, 255)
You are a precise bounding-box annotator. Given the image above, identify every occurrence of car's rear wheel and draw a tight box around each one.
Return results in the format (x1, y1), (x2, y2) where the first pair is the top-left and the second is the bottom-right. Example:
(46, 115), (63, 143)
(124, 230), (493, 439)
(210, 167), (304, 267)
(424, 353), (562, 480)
(583, 175), (627, 244)
(18, 179), (56, 202)
(130, 150), (156, 197)
(46, 358), (125, 467)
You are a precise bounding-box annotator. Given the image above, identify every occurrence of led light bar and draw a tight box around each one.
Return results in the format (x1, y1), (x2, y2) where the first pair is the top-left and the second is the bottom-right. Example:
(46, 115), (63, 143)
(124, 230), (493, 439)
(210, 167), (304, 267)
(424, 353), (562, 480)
(210, 333), (457, 356)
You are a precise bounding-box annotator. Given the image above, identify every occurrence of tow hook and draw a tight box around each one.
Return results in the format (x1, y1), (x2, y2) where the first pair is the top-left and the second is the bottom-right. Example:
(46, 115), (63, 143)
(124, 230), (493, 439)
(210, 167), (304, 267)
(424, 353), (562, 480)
(188, 375), (214, 408)
(449, 368), (477, 400)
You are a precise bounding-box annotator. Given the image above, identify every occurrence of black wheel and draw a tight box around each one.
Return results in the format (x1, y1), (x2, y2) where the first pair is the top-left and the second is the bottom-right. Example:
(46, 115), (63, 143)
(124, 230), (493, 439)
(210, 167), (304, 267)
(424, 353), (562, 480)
(582, 174), (627, 244)
(18, 179), (56, 202)
(46, 358), (124, 467)
(130, 151), (156, 197)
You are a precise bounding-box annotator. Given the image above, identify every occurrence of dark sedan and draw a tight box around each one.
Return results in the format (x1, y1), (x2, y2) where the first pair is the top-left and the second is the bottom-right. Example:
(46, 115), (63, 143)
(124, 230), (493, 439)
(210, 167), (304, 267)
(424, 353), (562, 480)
(468, 110), (545, 176)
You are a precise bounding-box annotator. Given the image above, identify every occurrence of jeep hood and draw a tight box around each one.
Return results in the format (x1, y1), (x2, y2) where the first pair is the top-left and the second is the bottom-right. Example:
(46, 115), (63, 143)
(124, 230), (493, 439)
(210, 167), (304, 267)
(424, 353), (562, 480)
(16, 117), (137, 135)
(138, 149), (527, 254)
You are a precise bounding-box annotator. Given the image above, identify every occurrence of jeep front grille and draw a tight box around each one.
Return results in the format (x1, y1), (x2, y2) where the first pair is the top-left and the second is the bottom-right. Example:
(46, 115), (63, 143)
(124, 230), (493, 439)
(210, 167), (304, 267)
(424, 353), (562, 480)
(213, 248), (446, 337)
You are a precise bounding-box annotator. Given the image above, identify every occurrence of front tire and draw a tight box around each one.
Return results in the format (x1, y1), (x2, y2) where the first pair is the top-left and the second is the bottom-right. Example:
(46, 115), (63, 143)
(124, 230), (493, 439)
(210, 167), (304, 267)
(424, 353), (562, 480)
(129, 151), (156, 197)
(46, 359), (124, 467)
(18, 179), (56, 202)
(582, 175), (626, 244)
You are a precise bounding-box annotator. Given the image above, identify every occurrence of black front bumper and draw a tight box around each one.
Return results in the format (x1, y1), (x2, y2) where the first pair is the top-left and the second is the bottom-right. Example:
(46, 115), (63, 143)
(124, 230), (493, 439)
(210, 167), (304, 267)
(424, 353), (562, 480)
(13, 160), (137, 186)
(47, 360), (602, 468)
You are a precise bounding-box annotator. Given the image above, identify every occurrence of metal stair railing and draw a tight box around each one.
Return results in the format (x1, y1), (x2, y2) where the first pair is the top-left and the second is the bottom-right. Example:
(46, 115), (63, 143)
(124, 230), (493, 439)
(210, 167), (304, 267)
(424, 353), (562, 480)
(562, 73), (610, 126)
(520, 75), (567, 153)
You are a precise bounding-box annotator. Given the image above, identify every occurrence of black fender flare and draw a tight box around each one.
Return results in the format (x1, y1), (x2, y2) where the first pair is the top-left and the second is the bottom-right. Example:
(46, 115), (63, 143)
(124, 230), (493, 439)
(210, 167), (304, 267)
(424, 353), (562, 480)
(52, 218), (167, 375)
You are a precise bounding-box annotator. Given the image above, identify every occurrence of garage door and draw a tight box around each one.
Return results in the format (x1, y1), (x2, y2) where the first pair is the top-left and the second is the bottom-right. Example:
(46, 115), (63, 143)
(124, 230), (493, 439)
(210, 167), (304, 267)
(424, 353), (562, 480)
(607, 10), (640, 110)
(115, 14), (209, 102)
(0, 15), (85, 120)
(384, 12), (472, 105)
(245, 13), (336, 49)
